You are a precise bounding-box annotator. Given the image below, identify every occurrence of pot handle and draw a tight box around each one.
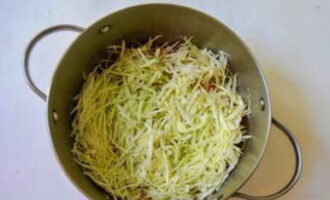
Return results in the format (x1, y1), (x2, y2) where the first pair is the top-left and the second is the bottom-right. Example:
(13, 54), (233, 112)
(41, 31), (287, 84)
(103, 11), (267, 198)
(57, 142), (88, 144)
(24, 24), (84, 101)
(232, 117), (303, 200)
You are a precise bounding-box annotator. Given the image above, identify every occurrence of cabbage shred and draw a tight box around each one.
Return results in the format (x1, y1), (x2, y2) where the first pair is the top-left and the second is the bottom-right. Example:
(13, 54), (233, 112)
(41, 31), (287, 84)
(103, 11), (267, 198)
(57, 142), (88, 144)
(71, 37), (249, 200)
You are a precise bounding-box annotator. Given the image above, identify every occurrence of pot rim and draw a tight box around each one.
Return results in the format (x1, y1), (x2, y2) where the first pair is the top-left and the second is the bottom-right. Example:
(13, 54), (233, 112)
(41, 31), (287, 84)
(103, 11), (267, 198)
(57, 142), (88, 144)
(45, 3), (272, 199)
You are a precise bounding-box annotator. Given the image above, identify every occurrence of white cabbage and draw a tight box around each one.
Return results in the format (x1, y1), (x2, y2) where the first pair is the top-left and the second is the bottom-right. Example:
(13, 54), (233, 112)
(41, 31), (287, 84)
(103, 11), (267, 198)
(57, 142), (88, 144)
(71, 37), (249, 200)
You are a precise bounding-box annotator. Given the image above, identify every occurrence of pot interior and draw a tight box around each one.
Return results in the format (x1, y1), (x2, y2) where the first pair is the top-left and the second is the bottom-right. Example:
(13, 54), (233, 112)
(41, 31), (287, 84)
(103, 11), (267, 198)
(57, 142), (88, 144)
(47, 4), (271, 200)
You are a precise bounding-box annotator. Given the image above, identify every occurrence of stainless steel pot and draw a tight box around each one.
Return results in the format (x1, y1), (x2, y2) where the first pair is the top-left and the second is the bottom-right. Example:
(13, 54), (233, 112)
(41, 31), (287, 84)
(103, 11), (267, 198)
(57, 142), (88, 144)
(24, 4), (302, 200)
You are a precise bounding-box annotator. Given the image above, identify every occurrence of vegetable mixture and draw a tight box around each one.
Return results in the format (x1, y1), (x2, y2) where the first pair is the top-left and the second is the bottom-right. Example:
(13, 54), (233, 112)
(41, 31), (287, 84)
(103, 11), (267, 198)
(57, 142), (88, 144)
(71, 37), (249, 200)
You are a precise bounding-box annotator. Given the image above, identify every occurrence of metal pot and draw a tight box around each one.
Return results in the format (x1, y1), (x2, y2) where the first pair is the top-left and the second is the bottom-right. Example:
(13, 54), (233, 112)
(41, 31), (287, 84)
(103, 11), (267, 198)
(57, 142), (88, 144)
(24, 4), (302, 200)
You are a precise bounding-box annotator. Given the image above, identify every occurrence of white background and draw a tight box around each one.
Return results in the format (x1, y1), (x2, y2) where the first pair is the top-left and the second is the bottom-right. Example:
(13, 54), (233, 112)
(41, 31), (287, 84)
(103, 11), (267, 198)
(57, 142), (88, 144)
(0, 0), (329, 199)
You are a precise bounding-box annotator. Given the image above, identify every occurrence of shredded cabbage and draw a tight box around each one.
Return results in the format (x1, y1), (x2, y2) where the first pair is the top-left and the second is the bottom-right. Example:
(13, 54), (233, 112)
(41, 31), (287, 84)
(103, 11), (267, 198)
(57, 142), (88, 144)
(71, 37), (249, 200)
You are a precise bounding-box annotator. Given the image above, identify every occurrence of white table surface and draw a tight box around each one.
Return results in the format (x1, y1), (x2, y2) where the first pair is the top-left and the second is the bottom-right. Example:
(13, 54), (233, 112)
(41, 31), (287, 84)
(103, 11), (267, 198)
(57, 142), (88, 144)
(1, 0), (329, 199)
